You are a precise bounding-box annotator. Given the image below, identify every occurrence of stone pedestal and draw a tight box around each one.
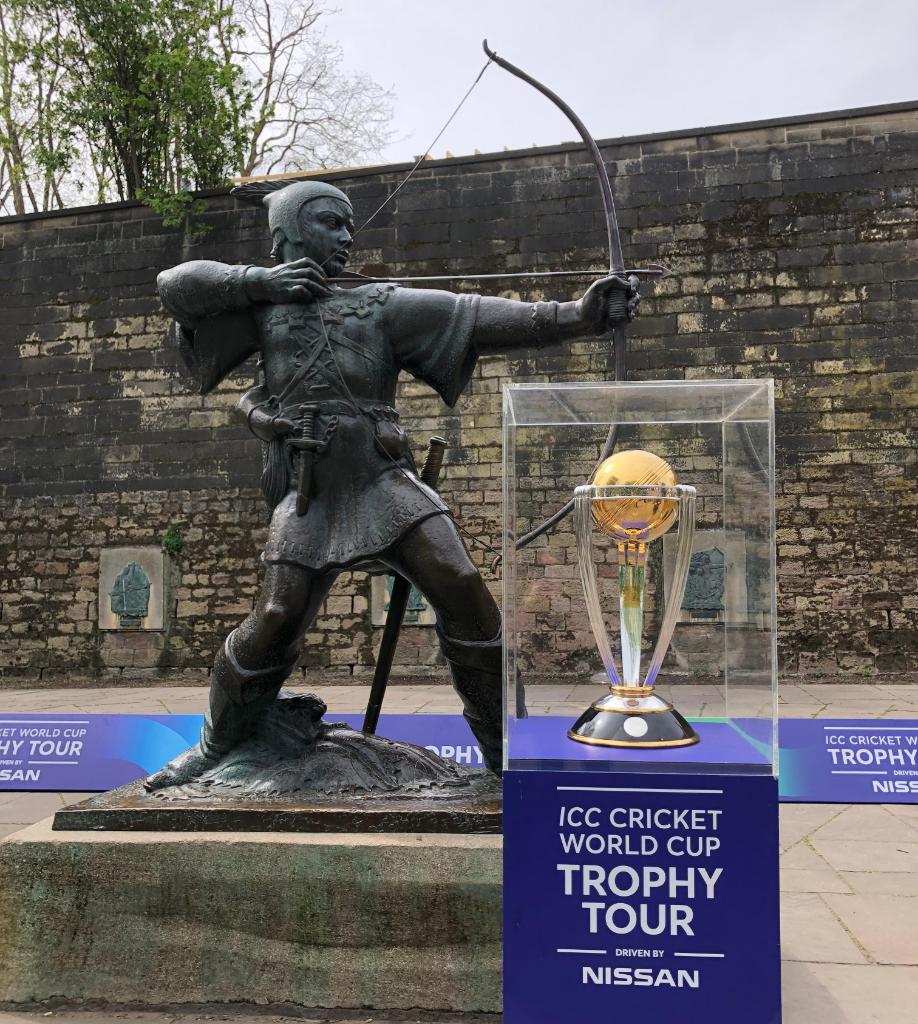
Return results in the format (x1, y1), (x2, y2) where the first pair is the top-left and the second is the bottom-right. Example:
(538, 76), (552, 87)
(0, 820), (501, 1013)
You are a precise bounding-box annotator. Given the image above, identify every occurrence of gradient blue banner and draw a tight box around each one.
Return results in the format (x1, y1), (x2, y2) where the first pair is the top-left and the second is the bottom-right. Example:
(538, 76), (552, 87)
(0, 713), (916, 803)
(778, 719), (918, 802)
(0, 712), (482, 790)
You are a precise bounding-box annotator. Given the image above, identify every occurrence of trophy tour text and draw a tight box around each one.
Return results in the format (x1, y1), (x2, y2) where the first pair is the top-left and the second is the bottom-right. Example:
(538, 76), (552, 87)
(0, 725), (87, 782)
(556, 802), (725, 989)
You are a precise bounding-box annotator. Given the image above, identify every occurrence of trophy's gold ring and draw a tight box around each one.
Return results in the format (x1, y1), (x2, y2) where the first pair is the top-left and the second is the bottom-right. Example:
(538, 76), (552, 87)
(610, 685), (655, 698)
(566, 730), (701, 749)
(590, 701), (676, 715)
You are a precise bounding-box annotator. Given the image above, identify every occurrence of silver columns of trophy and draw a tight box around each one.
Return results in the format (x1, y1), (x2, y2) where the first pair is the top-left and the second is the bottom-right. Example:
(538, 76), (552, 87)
(569, 449), (699, 749)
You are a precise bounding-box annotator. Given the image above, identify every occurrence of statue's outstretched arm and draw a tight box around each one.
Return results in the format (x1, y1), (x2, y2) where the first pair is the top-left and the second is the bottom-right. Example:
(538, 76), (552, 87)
(385, 276), (637, 407)
(471, 275), (639, 353)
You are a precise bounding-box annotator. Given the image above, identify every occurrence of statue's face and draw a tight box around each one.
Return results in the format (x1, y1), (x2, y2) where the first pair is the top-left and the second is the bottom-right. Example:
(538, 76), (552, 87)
(296, 197), (354, 275)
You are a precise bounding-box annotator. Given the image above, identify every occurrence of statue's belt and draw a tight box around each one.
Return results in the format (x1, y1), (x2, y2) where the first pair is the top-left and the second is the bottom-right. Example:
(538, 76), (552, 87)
(282, 401), (405, 516)
(280, 399), (399, 422)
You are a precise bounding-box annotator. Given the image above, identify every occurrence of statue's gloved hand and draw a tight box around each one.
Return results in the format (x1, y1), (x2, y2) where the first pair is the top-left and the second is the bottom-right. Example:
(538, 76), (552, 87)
(245, 257), (334, 304)
(250, 407), (301, 442)
(262, 413), (300, 438)
(577, 274), (640, 334)
(237, 385), (301, 443)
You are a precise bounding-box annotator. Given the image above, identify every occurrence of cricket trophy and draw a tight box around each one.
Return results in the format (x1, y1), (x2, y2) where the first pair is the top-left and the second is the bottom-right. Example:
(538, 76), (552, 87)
(569, 448), (699, 748)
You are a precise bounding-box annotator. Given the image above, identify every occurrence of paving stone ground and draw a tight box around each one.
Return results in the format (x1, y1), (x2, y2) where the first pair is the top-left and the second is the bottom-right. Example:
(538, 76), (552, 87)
(3, 682), (918, 1023)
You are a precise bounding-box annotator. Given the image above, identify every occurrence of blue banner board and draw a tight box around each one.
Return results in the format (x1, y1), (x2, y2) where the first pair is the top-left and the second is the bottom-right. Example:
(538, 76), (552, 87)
(779, 719), (918, 801)
(0, 712), (484, 790)
(0, 712), (916, 804)
(503, 769), (782, 1024)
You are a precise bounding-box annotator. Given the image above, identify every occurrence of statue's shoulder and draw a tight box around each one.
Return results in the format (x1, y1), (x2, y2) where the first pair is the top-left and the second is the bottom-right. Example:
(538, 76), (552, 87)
(325, 282), (398, 320)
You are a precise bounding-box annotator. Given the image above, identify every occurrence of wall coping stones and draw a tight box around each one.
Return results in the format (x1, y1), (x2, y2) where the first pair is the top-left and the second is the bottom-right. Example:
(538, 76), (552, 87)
(2, 98), (916, 227)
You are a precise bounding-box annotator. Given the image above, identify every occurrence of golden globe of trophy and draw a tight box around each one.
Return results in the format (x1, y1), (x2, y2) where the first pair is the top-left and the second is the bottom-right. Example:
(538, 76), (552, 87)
(569, 449), (700, 748)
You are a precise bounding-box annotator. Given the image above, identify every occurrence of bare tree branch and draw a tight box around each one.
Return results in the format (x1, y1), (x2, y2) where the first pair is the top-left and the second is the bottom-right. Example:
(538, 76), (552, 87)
(227, 0), (394, 178)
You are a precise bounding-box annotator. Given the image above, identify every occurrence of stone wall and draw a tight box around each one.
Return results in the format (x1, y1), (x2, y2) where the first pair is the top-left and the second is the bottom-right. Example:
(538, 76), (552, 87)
(1, 101), (916, 686)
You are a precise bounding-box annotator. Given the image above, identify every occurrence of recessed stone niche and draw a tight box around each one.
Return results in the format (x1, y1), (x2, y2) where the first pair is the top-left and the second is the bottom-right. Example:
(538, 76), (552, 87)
(98, 547), (164, 631)
(663, 529), (749, 626)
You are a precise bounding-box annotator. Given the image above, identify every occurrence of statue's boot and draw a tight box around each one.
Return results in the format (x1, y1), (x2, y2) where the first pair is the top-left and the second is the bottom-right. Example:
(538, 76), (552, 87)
(437, 626), (505, 775)
(143, 629), (298, 791)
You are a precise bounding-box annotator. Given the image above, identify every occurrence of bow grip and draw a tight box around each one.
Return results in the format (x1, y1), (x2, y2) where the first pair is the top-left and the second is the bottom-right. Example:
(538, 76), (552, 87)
(604, 289), (630, 327)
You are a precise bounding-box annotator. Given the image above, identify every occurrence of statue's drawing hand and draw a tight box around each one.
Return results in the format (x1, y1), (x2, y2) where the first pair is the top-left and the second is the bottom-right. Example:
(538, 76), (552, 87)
(246, 258), (334, 304)
(578, 274), (640, 334)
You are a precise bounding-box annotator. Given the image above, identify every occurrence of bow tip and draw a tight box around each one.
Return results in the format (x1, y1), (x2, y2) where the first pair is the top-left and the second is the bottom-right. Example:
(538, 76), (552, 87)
(482, 38), (497, 59)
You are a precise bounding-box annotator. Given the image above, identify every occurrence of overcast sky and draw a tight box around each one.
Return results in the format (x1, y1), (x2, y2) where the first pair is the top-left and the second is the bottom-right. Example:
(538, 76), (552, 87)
(326, 0), (918, 166)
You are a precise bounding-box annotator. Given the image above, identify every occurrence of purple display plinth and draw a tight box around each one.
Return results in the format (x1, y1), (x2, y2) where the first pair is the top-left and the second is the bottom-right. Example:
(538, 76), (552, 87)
(503, 769), (782, 1024)
(508, 718), (772, 774)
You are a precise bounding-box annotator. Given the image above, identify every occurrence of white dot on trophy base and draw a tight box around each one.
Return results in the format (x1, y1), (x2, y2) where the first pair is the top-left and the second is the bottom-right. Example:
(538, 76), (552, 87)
(623, 717), (649, 738)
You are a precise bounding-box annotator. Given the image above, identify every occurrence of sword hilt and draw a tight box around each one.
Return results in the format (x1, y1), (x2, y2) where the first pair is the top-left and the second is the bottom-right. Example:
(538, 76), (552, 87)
(288, 436), (326, 453)
(420, 436), (448, 488)
(293, 404), (320, 517)
(298, 403), (318, 437)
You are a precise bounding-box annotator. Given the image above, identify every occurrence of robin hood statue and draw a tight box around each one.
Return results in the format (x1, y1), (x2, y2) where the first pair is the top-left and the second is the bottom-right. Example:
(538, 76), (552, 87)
(145, 178), (638, 791)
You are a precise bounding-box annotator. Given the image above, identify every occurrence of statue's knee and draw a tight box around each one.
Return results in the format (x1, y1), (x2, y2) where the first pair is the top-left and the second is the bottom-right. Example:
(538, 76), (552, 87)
(462, 568), (500, 622)
(261, 599), (290, 632)
(253, 597), (306, 651)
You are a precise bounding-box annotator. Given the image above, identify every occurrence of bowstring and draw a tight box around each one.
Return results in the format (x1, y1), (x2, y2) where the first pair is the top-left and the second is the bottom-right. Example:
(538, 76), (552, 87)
(348, 58), (493, 245)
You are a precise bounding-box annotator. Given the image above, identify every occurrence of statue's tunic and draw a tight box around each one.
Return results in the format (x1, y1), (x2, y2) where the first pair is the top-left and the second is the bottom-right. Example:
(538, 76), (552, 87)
(157, 263), (482, 572)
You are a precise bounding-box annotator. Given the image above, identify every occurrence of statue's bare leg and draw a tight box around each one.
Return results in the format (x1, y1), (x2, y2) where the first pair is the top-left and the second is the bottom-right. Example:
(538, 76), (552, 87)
(383, 513), (504, 773)
(144, 563), (336, 790)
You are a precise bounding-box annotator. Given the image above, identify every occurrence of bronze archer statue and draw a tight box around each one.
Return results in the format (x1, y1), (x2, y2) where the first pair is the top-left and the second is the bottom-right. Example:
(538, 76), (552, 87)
(145, 177), (638, 791)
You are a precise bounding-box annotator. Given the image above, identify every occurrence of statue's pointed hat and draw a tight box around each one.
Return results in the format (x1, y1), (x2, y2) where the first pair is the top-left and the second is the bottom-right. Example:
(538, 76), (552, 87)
(231, 178), (351, 256)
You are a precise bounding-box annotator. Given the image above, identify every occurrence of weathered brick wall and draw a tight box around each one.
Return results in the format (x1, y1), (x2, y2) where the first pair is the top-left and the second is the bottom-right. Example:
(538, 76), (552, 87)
(1, 101), (916, 685)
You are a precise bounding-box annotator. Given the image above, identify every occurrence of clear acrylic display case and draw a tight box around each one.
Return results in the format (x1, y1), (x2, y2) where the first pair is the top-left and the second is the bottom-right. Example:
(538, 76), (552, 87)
(502, 379), (777, 776)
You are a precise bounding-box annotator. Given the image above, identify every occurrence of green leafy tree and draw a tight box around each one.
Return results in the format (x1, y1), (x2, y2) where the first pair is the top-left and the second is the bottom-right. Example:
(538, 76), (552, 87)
(0, 0), (392, 219)
(51, 0), (253, 223)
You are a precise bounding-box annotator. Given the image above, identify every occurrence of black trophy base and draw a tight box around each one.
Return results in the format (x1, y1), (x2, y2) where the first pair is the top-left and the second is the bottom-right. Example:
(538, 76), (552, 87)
(568, 693), (700, 749)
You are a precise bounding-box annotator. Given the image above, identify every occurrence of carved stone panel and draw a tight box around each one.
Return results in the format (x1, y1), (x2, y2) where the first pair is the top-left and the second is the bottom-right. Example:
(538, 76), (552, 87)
(370, 575), (435, 627)
(662, 529), (748, 625)
(98, 547), (165, 631)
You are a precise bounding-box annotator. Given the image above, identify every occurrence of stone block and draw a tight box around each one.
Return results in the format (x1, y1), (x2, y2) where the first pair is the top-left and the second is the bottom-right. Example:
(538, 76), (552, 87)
(0, 820), (501, 1013)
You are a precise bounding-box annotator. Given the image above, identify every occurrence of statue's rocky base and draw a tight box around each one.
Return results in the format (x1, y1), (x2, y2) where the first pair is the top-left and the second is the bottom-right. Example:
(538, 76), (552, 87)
(53, 691), (501, 833)
(0, 820), (501, 1012)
